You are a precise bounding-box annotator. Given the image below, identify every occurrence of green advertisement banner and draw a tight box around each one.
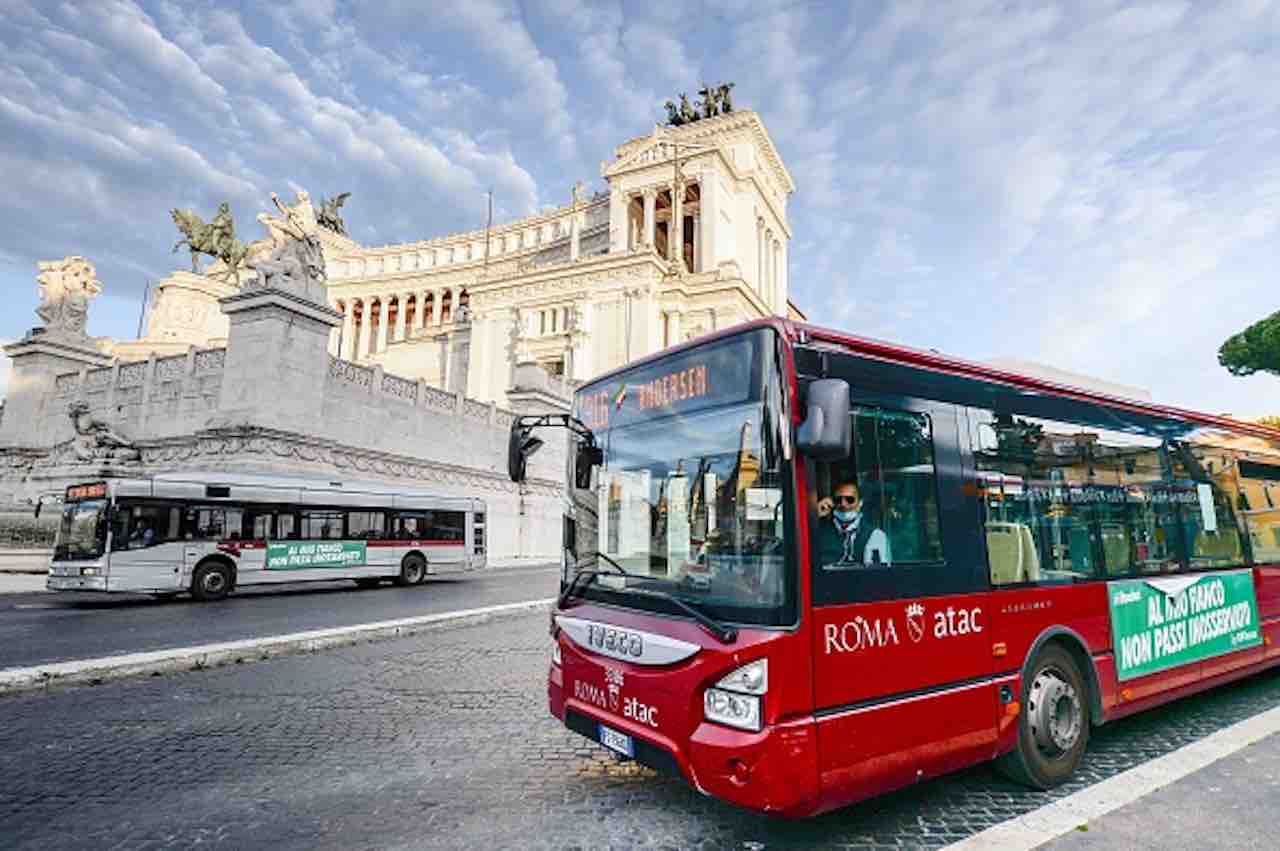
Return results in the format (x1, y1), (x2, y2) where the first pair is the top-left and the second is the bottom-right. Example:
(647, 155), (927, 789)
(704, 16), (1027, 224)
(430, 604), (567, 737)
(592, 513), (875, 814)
(266, 541), (367, 570)
(1108, 570), (1262, 681)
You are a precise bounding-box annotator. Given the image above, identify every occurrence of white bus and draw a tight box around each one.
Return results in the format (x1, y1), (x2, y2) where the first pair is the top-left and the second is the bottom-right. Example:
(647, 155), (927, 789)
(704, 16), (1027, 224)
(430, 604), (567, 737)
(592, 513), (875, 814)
(47, 473), (487, 601)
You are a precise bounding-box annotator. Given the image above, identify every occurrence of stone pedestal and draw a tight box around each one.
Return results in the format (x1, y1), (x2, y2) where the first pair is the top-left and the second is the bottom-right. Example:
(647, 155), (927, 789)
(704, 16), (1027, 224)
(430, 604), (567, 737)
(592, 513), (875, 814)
(0, 332), (111, 449)
(216, 289), (341, 432)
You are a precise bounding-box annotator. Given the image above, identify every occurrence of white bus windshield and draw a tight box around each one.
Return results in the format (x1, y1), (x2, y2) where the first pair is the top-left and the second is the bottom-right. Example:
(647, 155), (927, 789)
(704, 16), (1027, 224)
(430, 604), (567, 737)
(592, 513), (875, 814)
(54, 498), (108, 561)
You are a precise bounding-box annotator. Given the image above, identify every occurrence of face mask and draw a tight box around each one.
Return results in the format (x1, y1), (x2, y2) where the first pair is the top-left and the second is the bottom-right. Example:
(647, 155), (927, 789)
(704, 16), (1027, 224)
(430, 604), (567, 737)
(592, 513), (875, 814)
(833, 509), (858, 524)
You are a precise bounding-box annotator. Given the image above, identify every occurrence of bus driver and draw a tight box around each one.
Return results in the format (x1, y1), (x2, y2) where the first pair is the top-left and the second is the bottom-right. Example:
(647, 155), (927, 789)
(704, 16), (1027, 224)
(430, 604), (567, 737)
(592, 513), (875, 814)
(815, 480), (891, 567)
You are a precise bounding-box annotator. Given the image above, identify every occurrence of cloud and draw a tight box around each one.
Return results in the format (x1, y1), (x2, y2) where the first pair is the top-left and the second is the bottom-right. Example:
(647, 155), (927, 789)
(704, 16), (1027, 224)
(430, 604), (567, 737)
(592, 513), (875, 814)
(2, 0), (1279, 420)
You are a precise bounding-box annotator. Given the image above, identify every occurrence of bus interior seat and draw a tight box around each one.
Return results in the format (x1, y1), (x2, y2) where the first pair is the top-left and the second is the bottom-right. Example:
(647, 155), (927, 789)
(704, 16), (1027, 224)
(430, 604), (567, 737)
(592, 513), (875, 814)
(1101, 524), (1130, 575)
(986, 522), (1024, 585)
(1017, 523), (1041, 582)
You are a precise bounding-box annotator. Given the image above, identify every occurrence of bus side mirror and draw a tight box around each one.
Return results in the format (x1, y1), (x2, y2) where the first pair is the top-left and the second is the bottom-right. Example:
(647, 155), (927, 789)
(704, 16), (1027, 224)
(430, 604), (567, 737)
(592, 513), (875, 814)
(796, 378), (851, 460)
(507, 423), (544, 483)
(574, 444), (602, 490)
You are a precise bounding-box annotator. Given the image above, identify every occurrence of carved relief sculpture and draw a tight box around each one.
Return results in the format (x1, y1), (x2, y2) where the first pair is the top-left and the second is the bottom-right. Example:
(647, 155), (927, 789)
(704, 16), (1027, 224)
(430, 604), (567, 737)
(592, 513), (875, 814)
(68, 402), (140, 462)
(35, 256), (101, 339)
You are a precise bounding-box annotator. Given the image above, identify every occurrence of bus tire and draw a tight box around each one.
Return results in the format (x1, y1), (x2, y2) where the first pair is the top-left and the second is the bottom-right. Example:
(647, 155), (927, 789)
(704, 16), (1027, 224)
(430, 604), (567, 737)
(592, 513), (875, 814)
(191, 560), (233, 602)
(354, 578), (382, 589)
(395, 554), (427, 587)
(998, 642), (1090, 789)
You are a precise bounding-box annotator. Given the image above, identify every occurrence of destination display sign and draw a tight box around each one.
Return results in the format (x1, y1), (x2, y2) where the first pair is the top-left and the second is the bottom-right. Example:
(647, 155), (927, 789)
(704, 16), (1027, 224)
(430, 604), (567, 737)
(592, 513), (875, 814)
(265, 541), (367, 570)
(576, 333), (760, 432)
(65, 482), (107, 501)
(1108, 570), (1262, 681)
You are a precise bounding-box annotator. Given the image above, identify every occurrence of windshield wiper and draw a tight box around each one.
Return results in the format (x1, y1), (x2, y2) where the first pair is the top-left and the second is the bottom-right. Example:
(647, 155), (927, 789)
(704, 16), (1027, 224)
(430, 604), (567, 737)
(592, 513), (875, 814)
(559, 554), (737, 644)
(627, 587), (737, 644)
(557, 552), (631, 608)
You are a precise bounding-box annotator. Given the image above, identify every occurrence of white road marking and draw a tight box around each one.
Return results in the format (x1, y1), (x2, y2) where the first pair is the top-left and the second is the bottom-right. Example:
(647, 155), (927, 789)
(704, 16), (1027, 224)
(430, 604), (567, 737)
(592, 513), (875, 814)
(0, 598), (554, 696)
(943, 701), (1280, 850)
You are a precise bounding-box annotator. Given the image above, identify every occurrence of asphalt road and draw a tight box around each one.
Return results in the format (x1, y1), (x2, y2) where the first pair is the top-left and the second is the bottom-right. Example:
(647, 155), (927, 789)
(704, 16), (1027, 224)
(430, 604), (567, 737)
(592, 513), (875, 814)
(3, 610), (1280, 850)
(0, 563), (558, 669)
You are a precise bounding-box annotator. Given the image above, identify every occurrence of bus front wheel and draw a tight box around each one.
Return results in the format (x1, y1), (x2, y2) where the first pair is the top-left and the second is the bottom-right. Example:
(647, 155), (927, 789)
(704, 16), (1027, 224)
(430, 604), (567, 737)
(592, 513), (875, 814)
(191, 561), (233, 602)
(998, 643), (1090, 789)
(395, 555), (427, 587)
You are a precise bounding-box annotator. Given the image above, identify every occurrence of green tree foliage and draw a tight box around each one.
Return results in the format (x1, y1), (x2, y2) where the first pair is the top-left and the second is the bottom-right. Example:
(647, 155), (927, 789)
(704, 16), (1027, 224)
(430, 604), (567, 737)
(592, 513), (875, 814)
(1219, 310), (1280, 377)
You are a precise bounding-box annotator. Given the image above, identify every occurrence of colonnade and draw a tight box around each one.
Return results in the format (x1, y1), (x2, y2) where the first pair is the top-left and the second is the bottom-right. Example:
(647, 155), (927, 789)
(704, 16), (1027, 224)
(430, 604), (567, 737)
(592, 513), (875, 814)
(755, 217), (783, 310)
(330, 287), (468, 361)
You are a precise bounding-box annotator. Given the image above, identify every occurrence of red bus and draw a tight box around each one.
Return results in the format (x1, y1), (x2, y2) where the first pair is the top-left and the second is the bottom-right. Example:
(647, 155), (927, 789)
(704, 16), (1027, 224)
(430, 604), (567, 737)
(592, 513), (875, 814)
(508, 319), (1280, 817)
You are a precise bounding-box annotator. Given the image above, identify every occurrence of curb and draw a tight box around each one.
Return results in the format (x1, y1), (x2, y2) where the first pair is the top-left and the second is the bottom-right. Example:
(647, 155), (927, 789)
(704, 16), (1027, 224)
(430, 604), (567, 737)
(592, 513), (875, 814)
(0, 598), (554, 697)
(943, 701), (1280, 850)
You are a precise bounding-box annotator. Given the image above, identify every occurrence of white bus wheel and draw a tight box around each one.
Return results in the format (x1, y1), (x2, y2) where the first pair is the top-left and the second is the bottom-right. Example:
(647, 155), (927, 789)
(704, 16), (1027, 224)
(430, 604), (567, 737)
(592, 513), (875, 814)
(191, 561), (233, 602)
(396, 554), (427, 587)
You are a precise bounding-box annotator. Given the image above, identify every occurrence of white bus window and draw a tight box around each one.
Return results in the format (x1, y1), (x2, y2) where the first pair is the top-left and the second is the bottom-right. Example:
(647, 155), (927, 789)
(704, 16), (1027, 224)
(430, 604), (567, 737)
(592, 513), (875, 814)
(114, 503), (180, 550)
(276, 513), (298, 539)
(250, 513), (272, 540)
(396, 514), (425, 538)
(301, 510), (344, 540)
(347, 511), (385, 539)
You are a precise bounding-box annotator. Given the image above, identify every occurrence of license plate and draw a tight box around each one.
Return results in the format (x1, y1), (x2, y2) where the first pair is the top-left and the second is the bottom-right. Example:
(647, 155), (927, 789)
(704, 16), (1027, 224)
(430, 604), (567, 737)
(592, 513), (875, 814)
(598, 723), (634, 758)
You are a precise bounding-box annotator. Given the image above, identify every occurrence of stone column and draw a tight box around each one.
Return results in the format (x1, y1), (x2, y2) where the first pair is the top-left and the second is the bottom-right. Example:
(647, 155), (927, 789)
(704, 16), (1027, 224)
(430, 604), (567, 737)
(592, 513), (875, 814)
(642, 189), (657, 247)
(216, 285), (342, 433)
(608, 188), (627, 253)
(670, 182), (684, 268)
(764, 230), (774, 306)
(664, 311), (683, 349)
(569, 213), (581, 262)
(699, 174), (718, 271)
(375, 297), (390, 352)
(393, 292), (408, 342)
(340, 300), (356, 360)
(357, 297), (372, 360)
(432, 290), (443, 325)
(692, 214), (701, 274)
(756, 219), (766, 294)
(417, 290), (430, 333)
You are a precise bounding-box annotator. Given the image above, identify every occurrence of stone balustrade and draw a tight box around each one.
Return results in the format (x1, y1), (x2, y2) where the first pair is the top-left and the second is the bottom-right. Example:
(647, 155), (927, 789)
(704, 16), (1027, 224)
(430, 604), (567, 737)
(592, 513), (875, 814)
(50, 348), (228, 443)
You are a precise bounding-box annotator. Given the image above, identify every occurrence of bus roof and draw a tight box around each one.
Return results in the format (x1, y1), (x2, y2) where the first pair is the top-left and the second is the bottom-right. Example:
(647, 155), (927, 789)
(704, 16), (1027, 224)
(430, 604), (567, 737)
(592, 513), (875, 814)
(576, 318), (1280, 443)
(97, 471), (485, 510)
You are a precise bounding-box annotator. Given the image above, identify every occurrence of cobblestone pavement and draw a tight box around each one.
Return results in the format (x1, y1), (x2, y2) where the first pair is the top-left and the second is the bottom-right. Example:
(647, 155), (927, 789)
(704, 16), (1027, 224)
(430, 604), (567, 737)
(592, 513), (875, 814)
(0, 562), (557, 669)
(2, 611), (1279, 850)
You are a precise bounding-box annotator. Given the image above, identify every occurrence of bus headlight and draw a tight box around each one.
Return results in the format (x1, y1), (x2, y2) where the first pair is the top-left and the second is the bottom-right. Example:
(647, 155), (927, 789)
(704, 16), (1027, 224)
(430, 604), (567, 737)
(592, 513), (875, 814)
(551, 641), (562, 667)
(80, 567), (98, 576)
(703, 659), (767, 732)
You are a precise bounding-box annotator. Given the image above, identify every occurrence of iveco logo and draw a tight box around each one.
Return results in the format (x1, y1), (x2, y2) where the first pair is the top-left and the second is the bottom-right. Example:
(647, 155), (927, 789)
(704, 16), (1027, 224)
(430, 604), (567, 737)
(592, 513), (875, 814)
(587, 623), (643, 658)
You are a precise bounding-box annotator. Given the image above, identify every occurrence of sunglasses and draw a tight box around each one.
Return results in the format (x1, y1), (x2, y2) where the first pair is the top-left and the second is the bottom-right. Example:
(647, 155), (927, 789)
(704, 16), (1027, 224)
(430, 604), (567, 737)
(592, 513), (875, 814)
(833, 495), (859, 506)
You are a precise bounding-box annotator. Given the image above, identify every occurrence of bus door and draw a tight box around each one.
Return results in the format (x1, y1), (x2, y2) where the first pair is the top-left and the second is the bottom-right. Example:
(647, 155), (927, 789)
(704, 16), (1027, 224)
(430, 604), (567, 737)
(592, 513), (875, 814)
(807, 395), (996, 803)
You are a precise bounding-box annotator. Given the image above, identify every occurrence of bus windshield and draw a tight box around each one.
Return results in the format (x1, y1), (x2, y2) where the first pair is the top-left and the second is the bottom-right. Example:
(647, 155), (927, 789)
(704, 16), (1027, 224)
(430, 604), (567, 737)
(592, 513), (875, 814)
(54, 498), (108, 561)
(567, 329), (794, 626)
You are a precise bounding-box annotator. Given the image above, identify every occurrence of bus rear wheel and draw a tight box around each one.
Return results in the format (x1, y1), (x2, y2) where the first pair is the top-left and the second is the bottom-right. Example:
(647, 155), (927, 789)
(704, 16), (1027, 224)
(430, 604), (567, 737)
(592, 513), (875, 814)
(395, 554), (427, 587)
(191, 561), (233, 602)
(999, 643), (1090, 789)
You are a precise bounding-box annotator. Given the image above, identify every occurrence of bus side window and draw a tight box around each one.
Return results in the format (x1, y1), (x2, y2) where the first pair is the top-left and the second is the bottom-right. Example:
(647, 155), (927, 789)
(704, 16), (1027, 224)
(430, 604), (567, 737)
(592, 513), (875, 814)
(347, 511), (385, 539)
(810, 406), (947, 605)
(276, 512), (298, 540)
(966, 409), (1251, 585)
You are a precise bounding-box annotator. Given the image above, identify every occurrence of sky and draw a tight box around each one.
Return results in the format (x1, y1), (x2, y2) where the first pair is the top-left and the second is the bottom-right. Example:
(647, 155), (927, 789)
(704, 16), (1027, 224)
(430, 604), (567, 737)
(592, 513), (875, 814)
(1, 0), (1278, 417)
